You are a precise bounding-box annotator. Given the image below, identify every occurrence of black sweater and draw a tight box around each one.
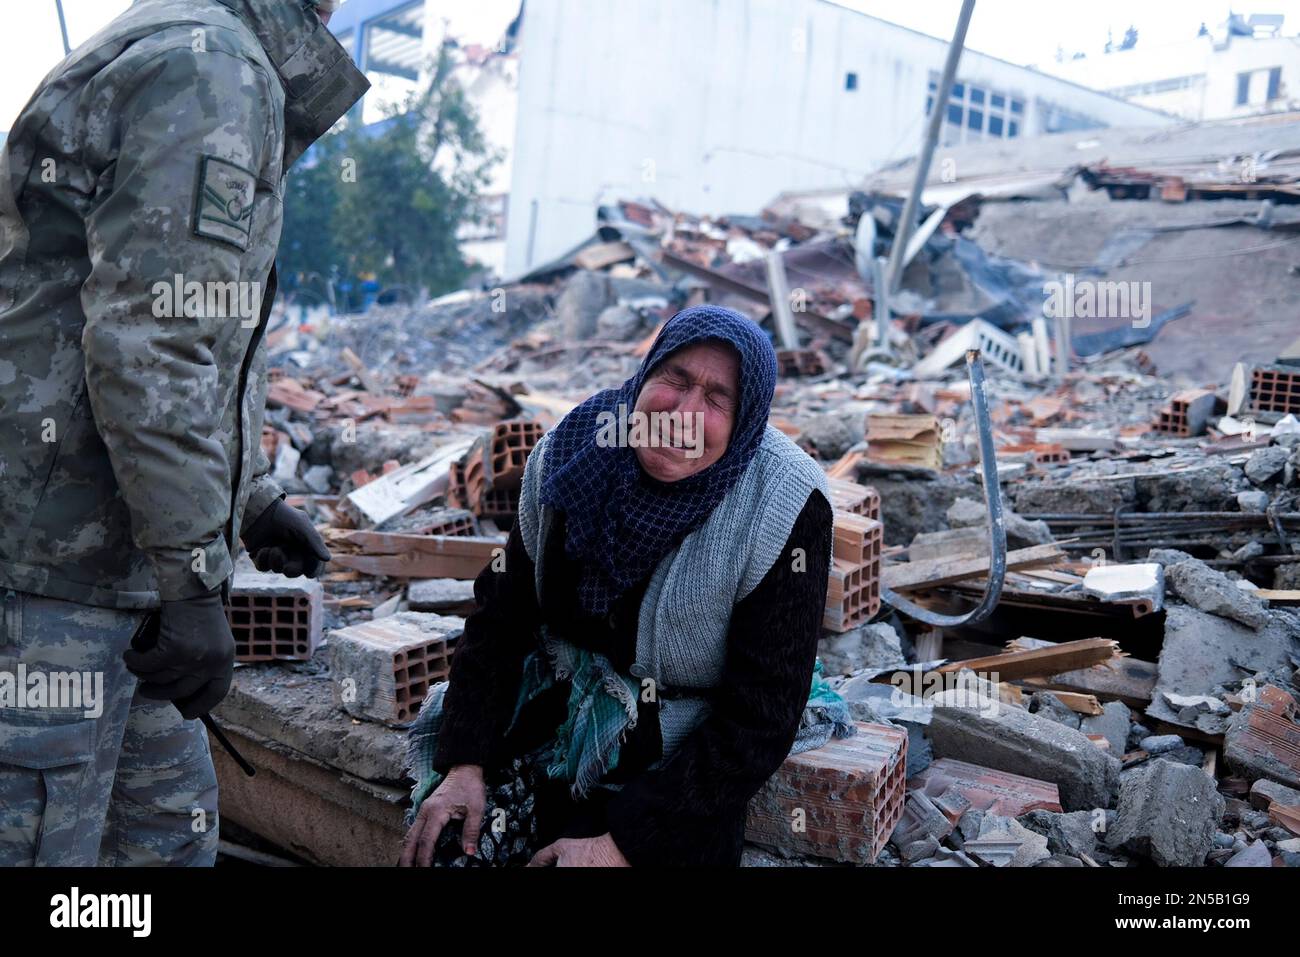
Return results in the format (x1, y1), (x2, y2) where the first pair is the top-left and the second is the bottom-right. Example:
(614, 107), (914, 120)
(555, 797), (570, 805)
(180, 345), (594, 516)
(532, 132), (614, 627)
(433, 488), (832, 866)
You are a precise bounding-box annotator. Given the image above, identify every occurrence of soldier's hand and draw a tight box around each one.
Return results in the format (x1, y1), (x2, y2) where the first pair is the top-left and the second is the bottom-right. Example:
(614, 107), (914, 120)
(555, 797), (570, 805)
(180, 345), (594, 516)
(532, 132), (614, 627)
(123, 589), (235, 720)
(240, 499), (331, 578)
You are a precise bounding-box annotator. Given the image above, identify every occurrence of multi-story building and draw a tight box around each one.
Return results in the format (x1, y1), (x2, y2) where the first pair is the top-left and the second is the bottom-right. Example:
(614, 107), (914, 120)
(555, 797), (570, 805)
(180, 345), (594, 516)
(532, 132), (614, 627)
(1045, 13), (1300, 123)
(328, 0), (1172, 281)
(503, 0), (1172, 276)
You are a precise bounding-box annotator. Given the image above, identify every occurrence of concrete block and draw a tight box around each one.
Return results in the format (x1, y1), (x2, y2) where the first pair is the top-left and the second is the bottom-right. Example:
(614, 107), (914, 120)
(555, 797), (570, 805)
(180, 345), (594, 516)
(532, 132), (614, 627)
(1081, 701), (1132, 758)
(1146, 605), (1292, 732)
(928, 688), (1120, 811)
(1104, 758), (1224, 866)
(1249, 778), (1300, 811)
(407, 577), (476, 612)
(1163, 558), (1269, 629)
(1082, 562), (1164, 613)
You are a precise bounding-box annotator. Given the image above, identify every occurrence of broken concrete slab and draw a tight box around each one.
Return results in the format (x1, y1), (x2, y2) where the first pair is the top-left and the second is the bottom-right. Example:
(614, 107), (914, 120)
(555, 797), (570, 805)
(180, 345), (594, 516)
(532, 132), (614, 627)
(892, 790), (957, 850)
(1163, 557), (1270, 629)
(1029, 691), (1082, 730)
(1082, 562), (1164, 613)
(1160, 693), (1232, 735)
(927, 689), (1120, 811)
(1146, 605), (1293, 732)
(1105, 758), (1225, 867)
(946, 496), (1054, 548)
(407, 577), (476, 612)
(1140, 734), (1186, 755)
(1250, 778), (1300, 811)
(817, 621), (906, 676)
(1224, 841), (1274, 867)
(963, 815), (1050, 867)
(1081, 700), (1132, 757)
(1018, 808), (1103, 860)
(1244, 445), (1289, 486)
(1135, 460), (1247, 512)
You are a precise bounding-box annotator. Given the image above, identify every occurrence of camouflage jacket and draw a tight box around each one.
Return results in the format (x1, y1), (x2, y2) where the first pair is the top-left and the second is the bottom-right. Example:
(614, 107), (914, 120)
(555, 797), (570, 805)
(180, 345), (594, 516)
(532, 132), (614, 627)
(0, 0), (367, 608)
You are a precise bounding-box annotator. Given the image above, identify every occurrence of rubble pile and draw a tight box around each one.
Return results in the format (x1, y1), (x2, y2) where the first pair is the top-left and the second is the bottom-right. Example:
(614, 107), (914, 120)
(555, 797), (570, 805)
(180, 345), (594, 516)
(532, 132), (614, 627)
(216, 181), (1300, 868)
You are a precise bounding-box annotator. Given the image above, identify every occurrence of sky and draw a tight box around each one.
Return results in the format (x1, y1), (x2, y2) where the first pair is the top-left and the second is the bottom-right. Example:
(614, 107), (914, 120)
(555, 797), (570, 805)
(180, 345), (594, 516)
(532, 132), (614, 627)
(4, 1), (1300, 129)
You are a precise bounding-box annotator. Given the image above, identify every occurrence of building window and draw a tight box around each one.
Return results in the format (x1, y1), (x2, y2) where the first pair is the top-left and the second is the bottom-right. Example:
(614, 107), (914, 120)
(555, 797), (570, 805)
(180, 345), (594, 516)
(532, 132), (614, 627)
(846, 72), (858, 91)
(1267, 66), (1282, 101)
(930, 72), (1024, 143)
(1237, 71), (1252, 105)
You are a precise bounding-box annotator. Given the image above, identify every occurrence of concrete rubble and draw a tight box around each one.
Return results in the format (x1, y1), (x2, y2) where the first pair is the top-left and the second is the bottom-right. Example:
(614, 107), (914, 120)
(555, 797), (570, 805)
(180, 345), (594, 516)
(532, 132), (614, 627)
(210, 134), (1300, 869)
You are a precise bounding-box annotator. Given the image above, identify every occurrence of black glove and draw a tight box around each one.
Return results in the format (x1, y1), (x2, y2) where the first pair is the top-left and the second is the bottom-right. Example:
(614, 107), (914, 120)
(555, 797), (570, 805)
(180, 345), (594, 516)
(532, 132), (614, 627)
(123, 589), (235, 720)
(241, 498), (331, 578)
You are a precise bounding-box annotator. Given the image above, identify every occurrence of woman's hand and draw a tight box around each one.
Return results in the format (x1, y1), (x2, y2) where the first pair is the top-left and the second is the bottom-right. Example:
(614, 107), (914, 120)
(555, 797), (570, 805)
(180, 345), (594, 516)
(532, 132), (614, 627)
(526, 833), (630, 867)
(399, 764), (487, 867)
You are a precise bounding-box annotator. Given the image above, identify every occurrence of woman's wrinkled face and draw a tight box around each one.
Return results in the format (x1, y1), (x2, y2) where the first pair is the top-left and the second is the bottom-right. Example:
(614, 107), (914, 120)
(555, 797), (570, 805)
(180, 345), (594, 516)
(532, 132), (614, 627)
(631, 341), (740, 483)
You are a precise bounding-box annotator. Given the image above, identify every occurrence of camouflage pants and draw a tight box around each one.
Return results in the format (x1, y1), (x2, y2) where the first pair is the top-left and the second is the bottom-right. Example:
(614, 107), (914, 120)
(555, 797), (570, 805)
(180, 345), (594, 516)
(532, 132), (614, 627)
(0, 590), (219, 866)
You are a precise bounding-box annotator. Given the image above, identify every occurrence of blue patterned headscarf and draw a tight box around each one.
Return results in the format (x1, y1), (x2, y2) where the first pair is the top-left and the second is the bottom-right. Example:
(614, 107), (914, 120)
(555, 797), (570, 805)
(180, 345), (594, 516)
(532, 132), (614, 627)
(539, 305), (778, 615)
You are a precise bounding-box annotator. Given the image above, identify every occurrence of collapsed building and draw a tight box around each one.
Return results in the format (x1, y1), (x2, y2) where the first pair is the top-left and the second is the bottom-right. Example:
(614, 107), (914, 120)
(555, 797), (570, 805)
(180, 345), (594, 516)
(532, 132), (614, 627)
(212, 112), (1300, 868)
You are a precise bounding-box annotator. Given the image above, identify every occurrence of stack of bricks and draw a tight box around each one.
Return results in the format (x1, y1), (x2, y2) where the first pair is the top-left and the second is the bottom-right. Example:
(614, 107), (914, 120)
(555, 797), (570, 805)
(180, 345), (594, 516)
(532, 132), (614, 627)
(745, 721), (908, 864)
(329, 612), (464, 726)
(995, 442), (1070, 466)
(775, 348), (827, 378)
(447, 419), (545, 523)
(1247, 364), (1300, 416)
(225, 569), (324, 663)
(1152, 388), (1215, 436)
(823, 510), (883, 633)
(826, 478), (880, 521)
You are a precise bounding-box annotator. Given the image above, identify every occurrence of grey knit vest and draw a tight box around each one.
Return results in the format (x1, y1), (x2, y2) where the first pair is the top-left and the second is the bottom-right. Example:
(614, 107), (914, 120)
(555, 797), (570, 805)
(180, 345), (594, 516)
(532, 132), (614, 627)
(516, 424), (830, 758)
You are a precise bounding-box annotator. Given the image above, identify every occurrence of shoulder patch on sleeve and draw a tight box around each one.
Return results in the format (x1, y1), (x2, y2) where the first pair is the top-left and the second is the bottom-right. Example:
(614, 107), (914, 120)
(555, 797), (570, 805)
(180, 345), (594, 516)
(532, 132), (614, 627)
(193, 155), (256, 250)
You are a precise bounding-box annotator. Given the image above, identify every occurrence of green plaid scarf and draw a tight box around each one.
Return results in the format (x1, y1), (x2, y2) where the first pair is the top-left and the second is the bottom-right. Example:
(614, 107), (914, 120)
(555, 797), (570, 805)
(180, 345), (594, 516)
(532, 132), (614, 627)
(405, 641), (852, 825)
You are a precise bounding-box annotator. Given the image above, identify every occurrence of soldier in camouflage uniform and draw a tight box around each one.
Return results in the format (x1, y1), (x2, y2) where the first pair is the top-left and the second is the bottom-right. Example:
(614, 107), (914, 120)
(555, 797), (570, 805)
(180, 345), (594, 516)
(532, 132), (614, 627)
(0, 0), (367, 865)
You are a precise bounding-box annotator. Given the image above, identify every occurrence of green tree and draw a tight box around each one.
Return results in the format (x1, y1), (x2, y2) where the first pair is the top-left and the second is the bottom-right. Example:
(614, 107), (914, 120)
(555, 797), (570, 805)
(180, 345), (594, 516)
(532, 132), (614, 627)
(278, 39), (497, 304)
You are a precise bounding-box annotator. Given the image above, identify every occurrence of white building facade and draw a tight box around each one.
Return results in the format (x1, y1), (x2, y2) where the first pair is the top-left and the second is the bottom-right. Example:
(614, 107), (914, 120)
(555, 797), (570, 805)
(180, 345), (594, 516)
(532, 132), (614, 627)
(1046, 17), (1300, 122)
(504, 0), (1172, 276)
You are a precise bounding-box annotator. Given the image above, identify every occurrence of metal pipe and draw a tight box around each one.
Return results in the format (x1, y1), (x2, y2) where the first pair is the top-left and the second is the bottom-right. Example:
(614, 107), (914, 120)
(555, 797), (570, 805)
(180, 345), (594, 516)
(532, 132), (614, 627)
(882, 349), (1007, 627)
(55, 0), (71, 55)
(881, 0), (975, 319)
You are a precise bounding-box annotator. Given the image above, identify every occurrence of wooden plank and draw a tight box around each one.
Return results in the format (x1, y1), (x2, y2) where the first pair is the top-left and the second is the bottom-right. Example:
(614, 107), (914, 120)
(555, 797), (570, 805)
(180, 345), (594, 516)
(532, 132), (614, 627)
(1257, 589), (1300, 605)
(1042, 691), (1104, 716)
(933, 637), (1119, 681)
(882, 543), (1065, 592)
(1270, 803), (1300, 836)
(1011, 636), (1158, 709)
(342, 346), (386, 394)
(330, 548), (496, 581)
(337, 531), (504, 557)
(573, 241), (634, 271)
